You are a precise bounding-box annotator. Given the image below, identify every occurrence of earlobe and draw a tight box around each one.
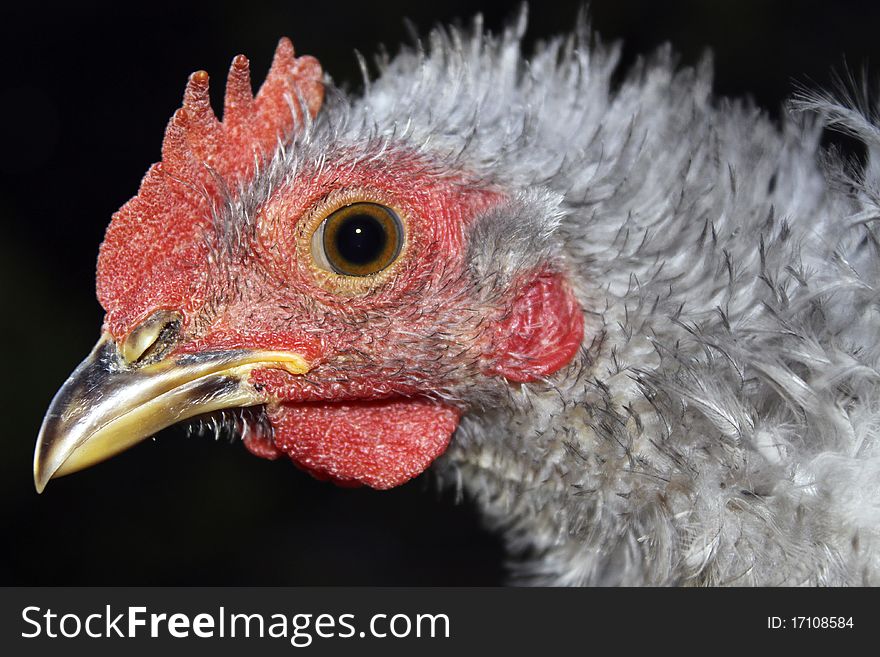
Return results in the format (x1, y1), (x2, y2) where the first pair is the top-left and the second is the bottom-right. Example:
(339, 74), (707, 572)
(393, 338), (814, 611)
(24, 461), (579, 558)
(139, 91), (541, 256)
(484, 270), (584, 383)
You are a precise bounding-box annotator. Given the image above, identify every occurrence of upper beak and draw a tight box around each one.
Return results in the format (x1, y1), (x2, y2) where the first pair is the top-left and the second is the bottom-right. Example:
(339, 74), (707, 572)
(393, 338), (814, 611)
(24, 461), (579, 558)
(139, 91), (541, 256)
(34, 333), (309, 493)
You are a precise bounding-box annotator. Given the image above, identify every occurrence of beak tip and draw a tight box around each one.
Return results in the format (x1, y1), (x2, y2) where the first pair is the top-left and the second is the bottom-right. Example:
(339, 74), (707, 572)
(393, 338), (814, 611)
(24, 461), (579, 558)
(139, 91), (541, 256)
(33, 452), (51, 494)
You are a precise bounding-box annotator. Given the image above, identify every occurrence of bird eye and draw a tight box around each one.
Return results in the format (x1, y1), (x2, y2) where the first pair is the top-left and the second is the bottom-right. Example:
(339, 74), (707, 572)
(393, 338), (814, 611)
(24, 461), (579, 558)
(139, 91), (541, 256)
(312, 202), (403, 276)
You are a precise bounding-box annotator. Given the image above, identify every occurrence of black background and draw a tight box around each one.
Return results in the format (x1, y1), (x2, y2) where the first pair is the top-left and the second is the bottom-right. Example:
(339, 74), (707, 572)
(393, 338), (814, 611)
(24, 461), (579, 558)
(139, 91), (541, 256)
(2, 0), (879, 585)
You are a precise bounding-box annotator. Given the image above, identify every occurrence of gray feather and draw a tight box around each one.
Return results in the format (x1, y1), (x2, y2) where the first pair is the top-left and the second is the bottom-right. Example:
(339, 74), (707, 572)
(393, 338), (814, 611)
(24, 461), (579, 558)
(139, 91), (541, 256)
(218, 13), (880, 585)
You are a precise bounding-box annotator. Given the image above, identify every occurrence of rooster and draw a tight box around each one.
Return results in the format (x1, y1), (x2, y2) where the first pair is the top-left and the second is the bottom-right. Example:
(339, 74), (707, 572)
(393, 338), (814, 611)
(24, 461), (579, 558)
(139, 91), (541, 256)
(34, 14), (880, 586)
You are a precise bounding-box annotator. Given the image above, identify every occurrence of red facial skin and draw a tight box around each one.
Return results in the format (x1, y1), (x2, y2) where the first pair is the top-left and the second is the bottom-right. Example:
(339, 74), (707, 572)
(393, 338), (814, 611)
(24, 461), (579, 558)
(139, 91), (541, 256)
(181, 156), (499, 488)
(254, 400), (461, 490)
(488, 272), (585, 383)
(94, 39), (584, 489)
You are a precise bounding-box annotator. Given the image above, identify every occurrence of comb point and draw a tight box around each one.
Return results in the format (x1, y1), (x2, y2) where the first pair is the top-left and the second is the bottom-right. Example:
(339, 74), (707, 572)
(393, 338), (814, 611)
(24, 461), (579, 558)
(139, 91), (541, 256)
(275, 36), (295, 59)
(265, 37), (296, 79)
(224, 54), (255, 125)
(191, 69), (209, 85)
(183, 70), (219, 131)
(184, 70), (211, 107)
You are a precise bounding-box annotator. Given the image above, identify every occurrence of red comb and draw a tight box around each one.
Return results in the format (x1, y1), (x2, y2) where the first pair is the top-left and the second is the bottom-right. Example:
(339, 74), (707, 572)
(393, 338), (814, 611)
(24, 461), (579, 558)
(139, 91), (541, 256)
(97, 38), (324, 336)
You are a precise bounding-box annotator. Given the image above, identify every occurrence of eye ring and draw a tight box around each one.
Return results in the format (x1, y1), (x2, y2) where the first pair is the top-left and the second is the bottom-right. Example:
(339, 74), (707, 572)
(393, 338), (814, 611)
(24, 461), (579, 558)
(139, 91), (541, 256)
(311, 202), (404, 276)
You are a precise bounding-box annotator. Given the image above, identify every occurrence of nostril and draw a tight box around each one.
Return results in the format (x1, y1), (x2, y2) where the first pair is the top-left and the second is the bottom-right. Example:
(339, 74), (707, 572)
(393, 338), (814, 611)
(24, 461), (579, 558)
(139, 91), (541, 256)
(120, 309), (183, 365)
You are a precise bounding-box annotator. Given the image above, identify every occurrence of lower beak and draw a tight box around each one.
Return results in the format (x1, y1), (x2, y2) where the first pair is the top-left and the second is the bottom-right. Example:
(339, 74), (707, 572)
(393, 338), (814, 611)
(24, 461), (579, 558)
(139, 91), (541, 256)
(34, 333), (309, 492)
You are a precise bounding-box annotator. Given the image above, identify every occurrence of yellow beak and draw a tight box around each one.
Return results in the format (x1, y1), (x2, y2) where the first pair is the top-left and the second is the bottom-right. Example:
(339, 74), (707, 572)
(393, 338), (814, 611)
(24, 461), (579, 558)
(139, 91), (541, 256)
(34, 333), (309, 492)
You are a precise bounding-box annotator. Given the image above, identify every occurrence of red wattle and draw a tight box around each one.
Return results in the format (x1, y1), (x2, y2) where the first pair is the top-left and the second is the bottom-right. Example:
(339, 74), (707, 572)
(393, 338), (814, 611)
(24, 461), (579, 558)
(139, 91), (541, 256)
(245, 399), (460, 489)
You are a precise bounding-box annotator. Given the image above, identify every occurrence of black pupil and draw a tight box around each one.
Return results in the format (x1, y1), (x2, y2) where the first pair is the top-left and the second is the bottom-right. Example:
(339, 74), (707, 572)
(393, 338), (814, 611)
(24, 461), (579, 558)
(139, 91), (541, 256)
(333, 213), (388, 266)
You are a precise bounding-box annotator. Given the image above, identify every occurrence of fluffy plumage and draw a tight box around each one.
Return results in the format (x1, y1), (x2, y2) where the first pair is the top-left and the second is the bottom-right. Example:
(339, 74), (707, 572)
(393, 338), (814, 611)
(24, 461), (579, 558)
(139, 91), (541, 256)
(284, 13), (879, 585)
(44, 11), (880, 586)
